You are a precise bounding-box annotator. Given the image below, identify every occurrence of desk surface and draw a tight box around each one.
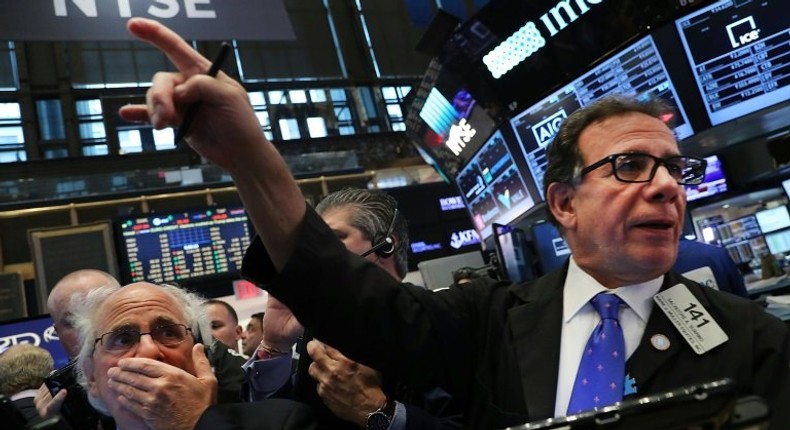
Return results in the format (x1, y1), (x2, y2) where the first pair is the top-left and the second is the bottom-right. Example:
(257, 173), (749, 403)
(746, 275), (790, 297)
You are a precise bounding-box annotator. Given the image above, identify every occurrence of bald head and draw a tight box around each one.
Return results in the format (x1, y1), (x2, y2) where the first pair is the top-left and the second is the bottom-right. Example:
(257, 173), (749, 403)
(48, 269), (120, 358)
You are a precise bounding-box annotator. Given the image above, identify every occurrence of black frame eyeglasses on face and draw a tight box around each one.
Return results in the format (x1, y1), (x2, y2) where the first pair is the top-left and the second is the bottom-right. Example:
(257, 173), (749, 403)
(578, 152), (707, 185)
(94, 323), (192, 354)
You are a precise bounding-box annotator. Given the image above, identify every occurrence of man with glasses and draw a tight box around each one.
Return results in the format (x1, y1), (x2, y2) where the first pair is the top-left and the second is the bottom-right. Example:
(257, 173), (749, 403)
(122, 17), (789, 429)
(72, 282), (315, 430)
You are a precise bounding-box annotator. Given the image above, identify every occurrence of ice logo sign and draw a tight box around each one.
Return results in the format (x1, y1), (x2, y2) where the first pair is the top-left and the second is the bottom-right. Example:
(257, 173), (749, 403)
(726, 16), (760, 48)
(446, 118), (477, 156)
(532, 109), (567, 147)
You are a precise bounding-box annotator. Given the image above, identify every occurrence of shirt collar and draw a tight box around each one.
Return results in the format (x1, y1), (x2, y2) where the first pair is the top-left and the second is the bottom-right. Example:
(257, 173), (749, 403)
(563, 257), (663, 323)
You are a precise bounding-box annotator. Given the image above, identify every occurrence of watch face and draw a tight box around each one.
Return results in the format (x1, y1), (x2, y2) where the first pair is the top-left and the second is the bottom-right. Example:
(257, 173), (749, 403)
(366, 411), (391, 430)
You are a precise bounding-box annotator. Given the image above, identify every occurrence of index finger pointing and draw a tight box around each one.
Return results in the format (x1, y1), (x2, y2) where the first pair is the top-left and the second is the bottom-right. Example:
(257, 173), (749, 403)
(126, 17), (211, 75)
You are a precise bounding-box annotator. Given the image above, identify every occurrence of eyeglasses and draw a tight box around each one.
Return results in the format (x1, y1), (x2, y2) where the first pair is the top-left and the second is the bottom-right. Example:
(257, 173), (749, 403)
(94, 323), (192, 354)
(578, 153), (707, 185)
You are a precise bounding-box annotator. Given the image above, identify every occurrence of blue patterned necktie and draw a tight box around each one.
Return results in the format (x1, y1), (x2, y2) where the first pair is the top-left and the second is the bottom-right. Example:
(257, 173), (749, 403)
(567, 292), (626, 415)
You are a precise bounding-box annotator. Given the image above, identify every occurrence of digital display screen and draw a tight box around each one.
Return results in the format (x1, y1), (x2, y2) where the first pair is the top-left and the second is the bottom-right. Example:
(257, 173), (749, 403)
(0, 315), (69, 369)
(675, 0), (790, 126)
(118, 206), (252, 284)
(510, 35), (694, 199)
(406, 62), (497, 180)
(531, 221), (571, 275)
(454, 128), (537, 239)
(765, 229), (790, 255)
(685, 155), (729, 202)
(755, 205), (790, 234)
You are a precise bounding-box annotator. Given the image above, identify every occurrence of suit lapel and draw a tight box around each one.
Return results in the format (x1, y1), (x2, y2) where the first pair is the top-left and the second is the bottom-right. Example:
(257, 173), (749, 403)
(508, 267), (566, 420)
(626, 273), (710, 395)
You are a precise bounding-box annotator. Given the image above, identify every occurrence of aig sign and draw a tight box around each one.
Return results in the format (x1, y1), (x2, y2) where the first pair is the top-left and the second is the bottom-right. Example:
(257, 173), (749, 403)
(532, 109), (567, 147)
(0, 0), (294, 41)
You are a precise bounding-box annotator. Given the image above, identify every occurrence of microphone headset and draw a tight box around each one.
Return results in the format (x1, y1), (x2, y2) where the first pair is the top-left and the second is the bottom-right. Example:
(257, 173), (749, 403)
(360, 208), (399, 259)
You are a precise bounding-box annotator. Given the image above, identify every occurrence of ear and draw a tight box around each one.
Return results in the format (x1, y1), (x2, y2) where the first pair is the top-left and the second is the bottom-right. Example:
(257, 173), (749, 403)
(546, 182), (577, 231)
(235, 325), (243, 338)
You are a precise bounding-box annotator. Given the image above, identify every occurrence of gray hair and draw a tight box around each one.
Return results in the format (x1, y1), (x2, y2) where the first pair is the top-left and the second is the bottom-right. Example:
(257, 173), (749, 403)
(72, 283), (210, 414)
(542, 95), (675, 230)
(316, 188), (410, 279)
(0, 343), (54, 396)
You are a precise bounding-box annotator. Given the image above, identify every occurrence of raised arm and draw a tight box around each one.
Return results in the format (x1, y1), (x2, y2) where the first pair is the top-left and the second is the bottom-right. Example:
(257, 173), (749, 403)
(120, 17), (305, 270)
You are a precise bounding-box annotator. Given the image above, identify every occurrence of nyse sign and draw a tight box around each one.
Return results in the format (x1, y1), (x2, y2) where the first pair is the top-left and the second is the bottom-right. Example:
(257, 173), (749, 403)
(0, 0), (295, 41)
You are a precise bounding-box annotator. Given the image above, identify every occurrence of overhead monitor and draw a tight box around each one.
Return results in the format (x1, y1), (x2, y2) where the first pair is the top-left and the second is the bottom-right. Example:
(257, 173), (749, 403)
(685, 155), (729, 203)
(406, 60), (497, 180)
(28, 221), (119, 314)
(783, 178), (790, 200)
(755, 205), (790, 234)
(117, 206), (252, 285)
(675, 0), (790, 126)
(531, 221), (571, 275)
(510, 34), (694, 199)
(454, 128), (538, 239)
(493, 223), (533, 284)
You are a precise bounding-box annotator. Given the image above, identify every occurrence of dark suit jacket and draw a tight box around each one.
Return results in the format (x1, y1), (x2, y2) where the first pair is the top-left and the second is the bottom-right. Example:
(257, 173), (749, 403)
(195, 398), (317, 430)
(243, 207), (790, 429)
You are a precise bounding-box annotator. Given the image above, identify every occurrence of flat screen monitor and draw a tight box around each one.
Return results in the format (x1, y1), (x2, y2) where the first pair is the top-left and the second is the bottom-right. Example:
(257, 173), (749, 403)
(406, 61), (497, 180)
(454, 128), (538, 239)
(685, 155), (729, 203)
(0, 315), (69, 369)
(716, 215), (761, 247)
(510, 34), (694, 199)
(755, 205), (790, 234)
(29, 221), (119, 315)
(675, 0), (790, 126)
(531, 221), (571, 275)
(764, 228), (790, 255)
(782, 178), (790, 200)
(493, 223), (532, 284)
(117, 206), (252, 284)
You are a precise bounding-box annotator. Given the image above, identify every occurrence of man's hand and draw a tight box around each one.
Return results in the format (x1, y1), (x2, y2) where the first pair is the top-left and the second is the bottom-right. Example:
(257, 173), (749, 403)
(307, 340), (387, 427)
(107, 344), (217, 430)
(34, 383), (67, 419)
(120, 17), (266, 175)
(262, 296), (304, 353)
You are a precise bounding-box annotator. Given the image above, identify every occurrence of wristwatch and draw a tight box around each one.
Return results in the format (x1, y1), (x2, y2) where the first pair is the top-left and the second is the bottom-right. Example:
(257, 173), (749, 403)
(365, 397), (395, 430)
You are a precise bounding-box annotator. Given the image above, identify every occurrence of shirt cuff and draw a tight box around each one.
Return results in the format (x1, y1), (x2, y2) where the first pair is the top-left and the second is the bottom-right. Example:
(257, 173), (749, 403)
(388, 401), (406, 430)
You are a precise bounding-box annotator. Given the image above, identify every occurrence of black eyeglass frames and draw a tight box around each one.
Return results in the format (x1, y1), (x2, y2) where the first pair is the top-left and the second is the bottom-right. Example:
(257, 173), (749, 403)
(578, 153), (707, 185)
(94, 323), (192, 354)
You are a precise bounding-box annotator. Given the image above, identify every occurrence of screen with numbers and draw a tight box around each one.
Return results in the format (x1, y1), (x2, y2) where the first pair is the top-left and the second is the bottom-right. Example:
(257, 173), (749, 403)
(454, 127), (538, 240)
(509, 34), (694, 199)
(117, 206), (252, 284)
(675, 0), (789, 126)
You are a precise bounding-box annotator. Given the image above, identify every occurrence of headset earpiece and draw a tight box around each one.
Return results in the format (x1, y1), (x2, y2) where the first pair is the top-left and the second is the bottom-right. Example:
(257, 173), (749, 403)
(360, 208), (399, 259)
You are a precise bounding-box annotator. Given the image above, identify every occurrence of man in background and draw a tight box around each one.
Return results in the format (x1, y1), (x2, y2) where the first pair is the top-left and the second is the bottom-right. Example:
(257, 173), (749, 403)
(241, 312), (264, 358)
(34, 269), (120, 427)
(0, 343), (54, 426)
(72, 282), (314, 430)
(203, 299), (247, 403)
(205, 299), (243, 351)
(246, 188), (461, 429)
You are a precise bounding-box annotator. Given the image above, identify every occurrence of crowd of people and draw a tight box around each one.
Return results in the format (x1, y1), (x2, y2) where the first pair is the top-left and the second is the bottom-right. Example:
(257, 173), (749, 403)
(1, 17), (788, 430)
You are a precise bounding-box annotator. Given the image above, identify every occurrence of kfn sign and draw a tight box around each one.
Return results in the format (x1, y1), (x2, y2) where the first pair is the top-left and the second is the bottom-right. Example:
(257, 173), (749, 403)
(0, 0), (295, 41)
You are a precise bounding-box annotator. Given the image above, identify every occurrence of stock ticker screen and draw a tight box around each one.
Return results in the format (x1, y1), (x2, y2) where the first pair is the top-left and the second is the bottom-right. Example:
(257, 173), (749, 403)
(675, 0), (790, 126)
(509, 34), (694, 199)
(118, 206), (252, 284)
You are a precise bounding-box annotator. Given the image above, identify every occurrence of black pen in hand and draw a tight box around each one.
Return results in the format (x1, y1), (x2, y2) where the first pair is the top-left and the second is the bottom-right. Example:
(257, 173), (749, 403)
(173, 41), (231, 146)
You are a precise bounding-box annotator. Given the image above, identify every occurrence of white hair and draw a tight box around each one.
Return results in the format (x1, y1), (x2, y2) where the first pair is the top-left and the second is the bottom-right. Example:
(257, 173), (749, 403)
(72, 283), (210, 414)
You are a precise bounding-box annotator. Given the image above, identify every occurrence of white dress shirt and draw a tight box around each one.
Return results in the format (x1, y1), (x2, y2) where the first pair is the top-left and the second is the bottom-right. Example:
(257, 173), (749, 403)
(553, 257), (663, 417)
